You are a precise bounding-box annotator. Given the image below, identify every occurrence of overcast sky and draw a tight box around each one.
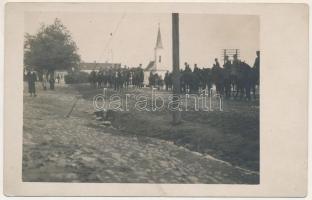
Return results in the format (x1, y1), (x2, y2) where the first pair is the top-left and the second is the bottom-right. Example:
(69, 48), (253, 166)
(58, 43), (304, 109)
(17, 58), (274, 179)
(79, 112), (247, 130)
(25, 12), (259, 71)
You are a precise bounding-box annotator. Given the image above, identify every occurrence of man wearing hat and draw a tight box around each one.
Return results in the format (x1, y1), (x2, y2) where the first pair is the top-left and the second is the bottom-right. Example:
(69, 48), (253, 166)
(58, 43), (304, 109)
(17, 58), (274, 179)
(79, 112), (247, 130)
(253, 51), (260, 84)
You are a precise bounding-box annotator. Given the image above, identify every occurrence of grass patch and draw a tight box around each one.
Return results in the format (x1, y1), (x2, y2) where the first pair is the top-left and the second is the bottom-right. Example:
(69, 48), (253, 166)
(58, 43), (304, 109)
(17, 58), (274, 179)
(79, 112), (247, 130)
(74, 84), (259, 171)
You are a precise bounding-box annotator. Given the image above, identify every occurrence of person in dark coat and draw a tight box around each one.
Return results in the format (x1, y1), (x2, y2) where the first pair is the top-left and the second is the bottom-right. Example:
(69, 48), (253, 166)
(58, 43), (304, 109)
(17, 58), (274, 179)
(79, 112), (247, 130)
(223, 56), (232, 98)
(49, 74), (55, 90)
(211, 58), (224, 95)
(252, 51), (260, 98)
(27, 70), (37, 97)
(56, 74), (61, 84)
(164, 71), (170, 91)
(253, 51), (260, 84)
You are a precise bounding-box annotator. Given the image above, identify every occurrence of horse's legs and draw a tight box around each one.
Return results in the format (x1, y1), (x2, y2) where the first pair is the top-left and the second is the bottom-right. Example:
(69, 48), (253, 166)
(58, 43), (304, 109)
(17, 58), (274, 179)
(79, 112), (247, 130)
(253, 84), (257, 99)
(235, 83), (239, 98)
(225, 80), (231, 98)
(246, 84), (251, 101)
(240, 86), (244, 100)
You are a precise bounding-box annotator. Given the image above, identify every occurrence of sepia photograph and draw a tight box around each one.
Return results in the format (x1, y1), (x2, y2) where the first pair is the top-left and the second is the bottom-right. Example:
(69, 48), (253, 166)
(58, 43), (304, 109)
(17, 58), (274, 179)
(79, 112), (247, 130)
(22, 11), (260, 184)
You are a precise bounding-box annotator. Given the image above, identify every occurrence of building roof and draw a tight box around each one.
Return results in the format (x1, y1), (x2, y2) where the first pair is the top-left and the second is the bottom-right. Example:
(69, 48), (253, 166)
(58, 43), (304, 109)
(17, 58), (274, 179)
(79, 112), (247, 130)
(155, 26), (163, 49)
(144, 61), (155, 71)
(79, 62), (121, 71)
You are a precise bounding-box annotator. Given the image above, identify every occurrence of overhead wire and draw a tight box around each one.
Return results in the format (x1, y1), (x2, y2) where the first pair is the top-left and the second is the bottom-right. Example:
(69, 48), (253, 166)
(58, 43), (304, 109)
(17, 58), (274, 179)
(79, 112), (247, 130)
(103, 13), (126, 62)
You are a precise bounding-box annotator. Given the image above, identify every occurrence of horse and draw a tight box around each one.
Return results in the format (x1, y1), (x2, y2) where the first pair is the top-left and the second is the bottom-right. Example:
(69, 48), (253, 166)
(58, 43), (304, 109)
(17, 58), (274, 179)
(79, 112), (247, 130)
(201, 68), (212, 93)
(232, 61), (255, 100)
(222, 61), (232, 98)
(211, 64), (224, 95)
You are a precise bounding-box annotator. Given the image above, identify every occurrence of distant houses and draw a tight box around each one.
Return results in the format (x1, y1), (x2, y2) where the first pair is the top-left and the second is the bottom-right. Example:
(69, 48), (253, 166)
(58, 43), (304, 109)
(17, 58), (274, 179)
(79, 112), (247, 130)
(79, 62), (122, 74)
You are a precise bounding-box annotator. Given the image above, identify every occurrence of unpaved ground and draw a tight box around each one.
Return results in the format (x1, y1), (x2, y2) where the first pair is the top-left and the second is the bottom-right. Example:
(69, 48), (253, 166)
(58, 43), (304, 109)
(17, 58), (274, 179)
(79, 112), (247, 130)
(75, 84), (259, 171)
(23, 83), (259, 183)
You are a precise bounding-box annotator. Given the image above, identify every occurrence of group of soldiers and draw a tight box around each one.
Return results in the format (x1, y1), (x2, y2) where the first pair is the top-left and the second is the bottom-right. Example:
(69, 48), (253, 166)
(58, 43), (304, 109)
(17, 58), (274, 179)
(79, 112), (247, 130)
(163, 51), (260, 100)
(89, 65), (145, 90)
(25, 51), (259, 101)
(149, 72), (165, 89)
(88, 51), (260, 100)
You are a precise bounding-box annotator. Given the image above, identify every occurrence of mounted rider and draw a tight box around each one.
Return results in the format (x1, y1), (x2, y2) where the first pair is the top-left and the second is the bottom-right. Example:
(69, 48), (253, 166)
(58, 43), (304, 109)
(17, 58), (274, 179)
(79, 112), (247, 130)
(232, 54), (241, 75)
(223, 55), (232, 97)
(211, 58), (224, 95)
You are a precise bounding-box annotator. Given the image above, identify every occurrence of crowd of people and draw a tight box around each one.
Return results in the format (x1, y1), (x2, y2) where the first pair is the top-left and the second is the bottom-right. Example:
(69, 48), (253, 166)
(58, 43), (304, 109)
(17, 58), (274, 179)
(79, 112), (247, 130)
(25, 51), (260, 100)
(88, 51), (260, 100)
(25, 69), (64, 97)
(88, 64), (145, 90)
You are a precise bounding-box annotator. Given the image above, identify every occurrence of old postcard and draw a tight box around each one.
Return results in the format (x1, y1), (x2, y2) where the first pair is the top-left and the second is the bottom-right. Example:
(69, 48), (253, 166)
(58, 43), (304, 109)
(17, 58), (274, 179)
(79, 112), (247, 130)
(3, 1), (309, 197)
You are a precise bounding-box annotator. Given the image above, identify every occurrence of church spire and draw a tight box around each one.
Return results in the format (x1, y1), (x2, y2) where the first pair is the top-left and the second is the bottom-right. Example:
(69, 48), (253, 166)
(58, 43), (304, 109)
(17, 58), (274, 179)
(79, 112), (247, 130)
(155, 23), (163, 49)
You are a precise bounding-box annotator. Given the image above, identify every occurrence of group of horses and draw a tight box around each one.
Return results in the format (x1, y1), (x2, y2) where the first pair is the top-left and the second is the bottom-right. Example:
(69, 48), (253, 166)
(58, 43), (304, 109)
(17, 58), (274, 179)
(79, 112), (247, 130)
(164, 55), (260, 100)
(89, 66), (145, 90)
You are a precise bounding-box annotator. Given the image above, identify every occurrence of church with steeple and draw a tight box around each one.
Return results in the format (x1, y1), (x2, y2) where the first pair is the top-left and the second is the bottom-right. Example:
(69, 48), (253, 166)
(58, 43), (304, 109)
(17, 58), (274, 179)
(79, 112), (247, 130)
(144, 24), (168, 86)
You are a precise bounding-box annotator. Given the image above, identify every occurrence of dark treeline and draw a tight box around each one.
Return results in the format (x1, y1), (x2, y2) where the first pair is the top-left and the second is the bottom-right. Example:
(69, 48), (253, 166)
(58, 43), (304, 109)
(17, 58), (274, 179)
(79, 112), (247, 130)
(89, 51), (260, 100)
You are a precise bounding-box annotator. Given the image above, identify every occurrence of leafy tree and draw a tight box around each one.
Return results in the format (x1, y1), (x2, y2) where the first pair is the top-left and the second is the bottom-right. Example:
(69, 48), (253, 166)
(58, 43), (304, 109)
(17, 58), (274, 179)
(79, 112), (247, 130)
(24, 18), (80, 77)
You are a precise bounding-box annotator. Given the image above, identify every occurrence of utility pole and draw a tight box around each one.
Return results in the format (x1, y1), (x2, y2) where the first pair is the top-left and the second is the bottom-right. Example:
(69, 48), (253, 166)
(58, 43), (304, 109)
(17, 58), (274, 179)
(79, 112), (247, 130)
(172, 13), (181, 125)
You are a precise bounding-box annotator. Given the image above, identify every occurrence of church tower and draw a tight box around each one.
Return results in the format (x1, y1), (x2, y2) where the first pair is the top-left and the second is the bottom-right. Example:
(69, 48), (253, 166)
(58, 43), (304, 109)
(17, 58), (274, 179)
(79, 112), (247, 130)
(143, 24), (167, 86)
(154, 24), (164, 71)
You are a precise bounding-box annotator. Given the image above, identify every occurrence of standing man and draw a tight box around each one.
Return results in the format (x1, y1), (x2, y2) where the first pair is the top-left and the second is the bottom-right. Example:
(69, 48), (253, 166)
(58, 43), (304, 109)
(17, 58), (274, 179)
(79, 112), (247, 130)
(223, 55), (232, 98)
(252, 51), (260, 98)
(193, 64), (201, 92)
(138, 64), (144, 88)
(56, 74), (61, 84)
(42, 72), (48, 90)
(253, 51), (260, 84)
(114, 71), (118, 90)
(164, 71), (169, 91)
(49, 73), (55, 90)
(27, 69), (37, 97)
(212, 58), (223, 95)
(214, 58), (220, 68)
(231, 54), (240, 94)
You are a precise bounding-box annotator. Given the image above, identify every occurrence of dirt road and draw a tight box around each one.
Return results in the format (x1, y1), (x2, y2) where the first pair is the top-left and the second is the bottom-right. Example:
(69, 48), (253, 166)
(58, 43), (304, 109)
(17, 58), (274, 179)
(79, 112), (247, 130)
(23, 84), (259, 183)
